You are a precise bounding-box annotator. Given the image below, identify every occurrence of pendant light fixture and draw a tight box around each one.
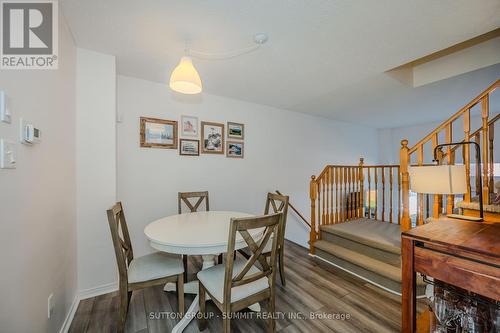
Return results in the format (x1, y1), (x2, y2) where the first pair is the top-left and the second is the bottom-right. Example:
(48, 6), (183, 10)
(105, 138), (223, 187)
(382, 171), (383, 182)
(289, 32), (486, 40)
(169, 33), (268, 95)
(169, 56), (202, 95)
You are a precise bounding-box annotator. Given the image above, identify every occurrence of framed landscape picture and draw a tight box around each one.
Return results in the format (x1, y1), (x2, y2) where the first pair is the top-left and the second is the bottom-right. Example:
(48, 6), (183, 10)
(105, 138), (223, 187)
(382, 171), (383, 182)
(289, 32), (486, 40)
(201, 121), (224, 154)
(227, 122), (244, 140)
(181, 115), (199, 137)
(140, 117), (177, 149)
(179, 139), (199, 156)
(226, 141), (244, 158)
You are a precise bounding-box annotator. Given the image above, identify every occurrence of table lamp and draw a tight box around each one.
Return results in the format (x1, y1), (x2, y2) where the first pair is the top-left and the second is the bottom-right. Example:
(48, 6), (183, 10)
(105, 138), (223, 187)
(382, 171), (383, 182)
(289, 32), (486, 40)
(408, 142), (483, 222)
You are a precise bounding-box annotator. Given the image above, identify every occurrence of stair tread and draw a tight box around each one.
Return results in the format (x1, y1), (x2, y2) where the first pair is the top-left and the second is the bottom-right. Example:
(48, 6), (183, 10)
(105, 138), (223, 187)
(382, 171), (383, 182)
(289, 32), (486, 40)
(320, 219), (401, 254)
(314, 240), (402, 282)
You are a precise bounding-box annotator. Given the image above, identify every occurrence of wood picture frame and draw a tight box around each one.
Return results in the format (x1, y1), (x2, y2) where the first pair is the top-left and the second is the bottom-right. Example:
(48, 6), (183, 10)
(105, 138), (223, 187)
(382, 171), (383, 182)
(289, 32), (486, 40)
(179, 139), (200, 156)
(201, 121), (224, 154)
(226, 141), (244, 158)
(227, 122), (244, 140)
(180, 115), (199, 137)
(140, 117), (178, 149)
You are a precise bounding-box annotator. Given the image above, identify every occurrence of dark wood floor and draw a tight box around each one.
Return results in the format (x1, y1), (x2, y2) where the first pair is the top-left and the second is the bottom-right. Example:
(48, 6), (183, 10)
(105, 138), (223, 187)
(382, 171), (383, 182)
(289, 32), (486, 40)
(70, 240), (425, 333)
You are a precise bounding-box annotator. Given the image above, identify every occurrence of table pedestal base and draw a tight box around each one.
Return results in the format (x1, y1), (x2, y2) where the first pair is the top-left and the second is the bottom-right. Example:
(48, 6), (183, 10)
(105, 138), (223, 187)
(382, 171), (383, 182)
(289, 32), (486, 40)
(165, 254), (260, 333)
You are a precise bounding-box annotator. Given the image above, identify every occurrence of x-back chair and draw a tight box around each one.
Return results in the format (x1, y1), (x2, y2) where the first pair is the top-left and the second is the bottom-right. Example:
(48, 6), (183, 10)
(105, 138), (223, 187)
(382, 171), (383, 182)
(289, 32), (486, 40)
(106, 202), (184, 332)
(238, 192), (289, 286)
(197, 212), (283, 333)
(177, 191), (222, 280)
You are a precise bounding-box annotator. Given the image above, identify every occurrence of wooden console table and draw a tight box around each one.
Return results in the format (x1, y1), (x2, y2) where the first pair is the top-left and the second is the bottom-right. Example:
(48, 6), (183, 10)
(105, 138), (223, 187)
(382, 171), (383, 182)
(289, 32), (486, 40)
(401, 220), (500, 333)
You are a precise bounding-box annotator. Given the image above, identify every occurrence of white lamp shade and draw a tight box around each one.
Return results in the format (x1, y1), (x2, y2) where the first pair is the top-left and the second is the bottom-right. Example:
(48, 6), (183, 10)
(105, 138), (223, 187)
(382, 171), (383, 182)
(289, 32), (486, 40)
(169, 56), (202, 94)
(409, 165), (467, 195)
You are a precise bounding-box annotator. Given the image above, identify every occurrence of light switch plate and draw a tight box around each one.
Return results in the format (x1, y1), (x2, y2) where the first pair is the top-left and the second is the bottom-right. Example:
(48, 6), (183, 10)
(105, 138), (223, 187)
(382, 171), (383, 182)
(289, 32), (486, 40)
(0, 91), (11, 124)
(0, 139), (16, 169)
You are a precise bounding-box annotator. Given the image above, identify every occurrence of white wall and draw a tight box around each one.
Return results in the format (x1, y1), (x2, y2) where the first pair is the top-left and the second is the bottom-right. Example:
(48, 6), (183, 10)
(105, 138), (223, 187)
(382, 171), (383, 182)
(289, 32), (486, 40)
(0, 15), (77, 332)
(75, 49), (117, 292)
(115, 75), (379, 262)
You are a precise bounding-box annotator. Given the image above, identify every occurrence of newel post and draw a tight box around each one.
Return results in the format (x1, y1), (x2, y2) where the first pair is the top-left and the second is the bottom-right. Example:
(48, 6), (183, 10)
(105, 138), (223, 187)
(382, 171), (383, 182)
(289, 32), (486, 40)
(400, 140), (411, 231)
(310, 175), (317, 255)
(358, 158), (365, 218)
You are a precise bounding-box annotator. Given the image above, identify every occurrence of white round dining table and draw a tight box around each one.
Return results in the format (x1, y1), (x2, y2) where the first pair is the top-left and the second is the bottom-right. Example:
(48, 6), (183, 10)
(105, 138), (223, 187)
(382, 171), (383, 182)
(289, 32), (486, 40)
(144, 211), (263, 333)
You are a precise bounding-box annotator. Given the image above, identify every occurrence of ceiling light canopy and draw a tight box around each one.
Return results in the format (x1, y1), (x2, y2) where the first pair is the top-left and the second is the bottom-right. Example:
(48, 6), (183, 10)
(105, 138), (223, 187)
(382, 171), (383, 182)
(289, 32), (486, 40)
(169, 56), (202, 95)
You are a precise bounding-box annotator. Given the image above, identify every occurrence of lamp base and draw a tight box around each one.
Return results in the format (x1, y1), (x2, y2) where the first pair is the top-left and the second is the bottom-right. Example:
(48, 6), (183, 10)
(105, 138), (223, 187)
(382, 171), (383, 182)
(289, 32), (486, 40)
(447, 214), (483, 222)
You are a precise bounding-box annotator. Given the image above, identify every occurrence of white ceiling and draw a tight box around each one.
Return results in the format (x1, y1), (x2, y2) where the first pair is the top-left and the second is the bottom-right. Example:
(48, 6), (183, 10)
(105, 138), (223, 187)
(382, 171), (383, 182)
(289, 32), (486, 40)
(61, 0), (500, 128)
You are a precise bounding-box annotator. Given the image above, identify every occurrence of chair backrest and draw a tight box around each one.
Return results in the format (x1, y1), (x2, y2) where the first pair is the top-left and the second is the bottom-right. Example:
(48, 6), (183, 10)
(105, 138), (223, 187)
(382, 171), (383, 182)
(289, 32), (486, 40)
(178, 191), (210, 214)
(106, 202), (134, 281)
(264, 192), (289, 245)
(223, 213), (282, 304)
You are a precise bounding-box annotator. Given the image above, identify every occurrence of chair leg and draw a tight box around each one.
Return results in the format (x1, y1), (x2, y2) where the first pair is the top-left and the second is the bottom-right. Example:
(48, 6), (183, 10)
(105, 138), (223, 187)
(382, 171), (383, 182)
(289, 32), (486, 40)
(267, 296), (276, 333)
(278, 247), (286, 287)
(218, 253), (223, 264)
(222, 312), (231, 333)
(183, 255), (188, 282)
(198, 284), (207, 331)
(118, 285), (129, 333)
(177, 273), (184, 318)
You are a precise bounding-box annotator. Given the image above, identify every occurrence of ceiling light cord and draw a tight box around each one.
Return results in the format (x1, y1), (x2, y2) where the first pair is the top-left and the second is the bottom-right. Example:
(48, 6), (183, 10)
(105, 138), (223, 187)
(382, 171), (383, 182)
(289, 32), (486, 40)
(187, 44), (262, 61)
(183, 33), (268, 61)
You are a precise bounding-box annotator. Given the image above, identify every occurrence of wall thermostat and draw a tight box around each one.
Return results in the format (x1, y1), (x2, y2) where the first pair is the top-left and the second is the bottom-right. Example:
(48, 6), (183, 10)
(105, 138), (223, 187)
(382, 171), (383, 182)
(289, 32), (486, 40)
(20, 118), (41, 144)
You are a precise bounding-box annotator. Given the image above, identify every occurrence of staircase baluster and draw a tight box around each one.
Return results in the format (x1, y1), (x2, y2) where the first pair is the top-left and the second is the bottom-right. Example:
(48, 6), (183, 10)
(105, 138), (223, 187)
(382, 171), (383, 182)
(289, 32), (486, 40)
(310, 175), (317, 254)
(330, 167), (334, 224)
(368, 167), (371, 219)
(489, 115), (494, 197)
(335, 167), (340, 223)
(418, 145), (424, 225)
(359, 158), (365, 218)
(382, 167), (385, 222)
(432, 133), (441, 218)
(481, 95), (490, 205)
(374, 168), (378, 220)
(446, 124), (454, 215)
(398, 166), (401, 225)
(390, 167), (393, 223)
(464, 109), (471, 202)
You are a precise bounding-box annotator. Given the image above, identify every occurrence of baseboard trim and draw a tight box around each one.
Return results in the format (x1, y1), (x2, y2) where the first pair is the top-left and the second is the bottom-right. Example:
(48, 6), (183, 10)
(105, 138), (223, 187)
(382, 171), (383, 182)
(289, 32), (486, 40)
(78, 281), (118, 300)
(311, 254), (427, 299)
(59, 296), (79, 333)
(59, 281), (118, 333)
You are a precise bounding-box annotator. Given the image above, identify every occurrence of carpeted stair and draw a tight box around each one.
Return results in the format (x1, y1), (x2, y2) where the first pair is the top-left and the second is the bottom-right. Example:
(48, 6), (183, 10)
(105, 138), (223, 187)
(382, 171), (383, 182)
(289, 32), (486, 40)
(313, 218), (425, 295)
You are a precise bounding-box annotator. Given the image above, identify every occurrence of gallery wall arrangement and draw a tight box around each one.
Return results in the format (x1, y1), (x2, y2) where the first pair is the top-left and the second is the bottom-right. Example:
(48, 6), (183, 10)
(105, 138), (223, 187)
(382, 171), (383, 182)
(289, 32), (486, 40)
(140, 116), (245, 158)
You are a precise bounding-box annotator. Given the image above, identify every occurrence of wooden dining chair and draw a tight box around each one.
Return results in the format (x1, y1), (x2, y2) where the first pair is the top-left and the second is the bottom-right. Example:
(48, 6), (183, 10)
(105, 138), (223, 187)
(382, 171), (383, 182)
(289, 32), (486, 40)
(197, 213), (282, 333)
(178, 191), (221, 279)
(238, 192), (289, 286)
(106, 202), (184, 333)
(178, 191), (209, 214)
(263, 192), (289, 286)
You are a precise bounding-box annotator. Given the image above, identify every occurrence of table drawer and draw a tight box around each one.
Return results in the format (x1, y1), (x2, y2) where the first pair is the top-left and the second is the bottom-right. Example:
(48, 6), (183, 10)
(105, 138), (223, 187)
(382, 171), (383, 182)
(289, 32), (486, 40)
(414, 245), (500, 301)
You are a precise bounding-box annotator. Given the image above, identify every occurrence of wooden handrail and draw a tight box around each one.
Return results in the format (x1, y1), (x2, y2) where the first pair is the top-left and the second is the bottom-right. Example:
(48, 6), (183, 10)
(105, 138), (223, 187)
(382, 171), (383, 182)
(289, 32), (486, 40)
(400, 79), (499, 231)
(407, 79), (499, 154)
(275, 190), (311, 228)
(309, 158), (404, 254)
(442, 113), (500, 157)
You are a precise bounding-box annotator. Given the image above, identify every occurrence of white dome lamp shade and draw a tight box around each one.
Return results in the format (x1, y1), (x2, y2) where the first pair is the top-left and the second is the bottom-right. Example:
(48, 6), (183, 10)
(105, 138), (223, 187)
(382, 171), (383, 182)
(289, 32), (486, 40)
(169, 56), (202, 94)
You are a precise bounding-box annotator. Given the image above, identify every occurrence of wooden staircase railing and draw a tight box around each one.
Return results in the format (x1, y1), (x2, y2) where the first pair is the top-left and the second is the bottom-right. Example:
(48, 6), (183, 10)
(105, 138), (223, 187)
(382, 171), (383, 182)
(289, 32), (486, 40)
(400, 79), (499, 231)
(309, 158), (402, 254)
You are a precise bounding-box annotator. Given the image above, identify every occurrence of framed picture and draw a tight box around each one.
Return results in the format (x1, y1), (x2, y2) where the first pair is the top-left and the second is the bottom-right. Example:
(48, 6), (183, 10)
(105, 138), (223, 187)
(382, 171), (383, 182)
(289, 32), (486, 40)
(140, 117), (178, 149)
(227, 122), (244, 140)
(179, 139), (200, 156)
(201, 121), (224, 154)
(181, 115), (199, 137)
(226, 141), (244, 158)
